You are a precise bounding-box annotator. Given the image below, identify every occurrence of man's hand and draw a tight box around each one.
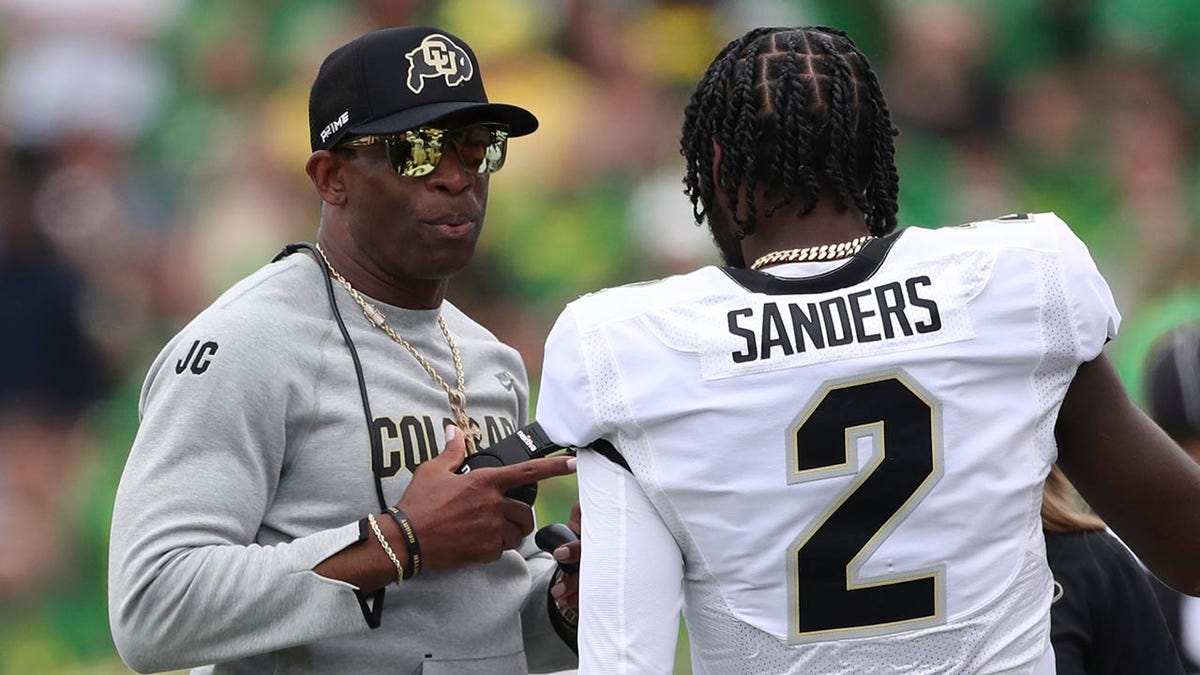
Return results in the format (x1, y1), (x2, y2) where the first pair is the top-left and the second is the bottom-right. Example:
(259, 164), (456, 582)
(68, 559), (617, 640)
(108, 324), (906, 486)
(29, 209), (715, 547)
(398, 426), (577, 571)
(550, 501), (582, 612)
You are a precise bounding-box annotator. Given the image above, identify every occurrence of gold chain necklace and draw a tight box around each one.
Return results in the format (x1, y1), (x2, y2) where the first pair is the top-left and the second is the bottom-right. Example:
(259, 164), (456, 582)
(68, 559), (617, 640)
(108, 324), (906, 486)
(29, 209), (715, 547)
(750, 235), (874, 270)
(315, 244), (481, 454)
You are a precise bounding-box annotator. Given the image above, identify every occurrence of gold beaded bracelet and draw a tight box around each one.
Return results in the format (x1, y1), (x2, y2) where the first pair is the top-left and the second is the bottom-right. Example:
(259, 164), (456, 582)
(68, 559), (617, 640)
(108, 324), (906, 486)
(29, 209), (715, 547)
(367, 513), (405, 585)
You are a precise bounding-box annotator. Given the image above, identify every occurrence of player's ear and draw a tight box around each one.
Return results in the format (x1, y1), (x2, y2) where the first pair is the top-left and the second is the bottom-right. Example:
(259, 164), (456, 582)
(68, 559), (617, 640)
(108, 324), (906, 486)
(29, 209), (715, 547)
(306, 150), (349, 206)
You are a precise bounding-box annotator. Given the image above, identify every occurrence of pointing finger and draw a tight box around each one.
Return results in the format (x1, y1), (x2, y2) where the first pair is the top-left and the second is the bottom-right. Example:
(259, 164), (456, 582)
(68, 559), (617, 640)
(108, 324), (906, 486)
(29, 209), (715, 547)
(485, 455), (576, 491)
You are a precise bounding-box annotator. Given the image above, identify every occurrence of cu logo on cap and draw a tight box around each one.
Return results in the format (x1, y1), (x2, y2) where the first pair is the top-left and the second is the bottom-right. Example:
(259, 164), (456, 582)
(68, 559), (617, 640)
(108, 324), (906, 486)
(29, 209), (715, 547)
(406, 35), (474, 94)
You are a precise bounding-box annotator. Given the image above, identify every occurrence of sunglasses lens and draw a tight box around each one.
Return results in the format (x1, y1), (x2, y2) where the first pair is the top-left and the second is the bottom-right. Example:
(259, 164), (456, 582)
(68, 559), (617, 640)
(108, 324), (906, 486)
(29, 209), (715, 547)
(386, 132), (441, 177)
(453, 126), (508, 174)
(381, 124), (509, 177)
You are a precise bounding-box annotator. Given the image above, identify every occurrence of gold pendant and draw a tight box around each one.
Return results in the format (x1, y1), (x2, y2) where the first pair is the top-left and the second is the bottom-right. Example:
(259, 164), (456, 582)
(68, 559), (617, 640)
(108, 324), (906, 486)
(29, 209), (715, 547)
(465, 420), (483, 454)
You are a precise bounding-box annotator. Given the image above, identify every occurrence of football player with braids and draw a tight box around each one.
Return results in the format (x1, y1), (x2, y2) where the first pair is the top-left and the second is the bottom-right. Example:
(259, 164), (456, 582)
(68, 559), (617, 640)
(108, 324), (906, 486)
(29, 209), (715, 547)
(533, 25), (1200, 673)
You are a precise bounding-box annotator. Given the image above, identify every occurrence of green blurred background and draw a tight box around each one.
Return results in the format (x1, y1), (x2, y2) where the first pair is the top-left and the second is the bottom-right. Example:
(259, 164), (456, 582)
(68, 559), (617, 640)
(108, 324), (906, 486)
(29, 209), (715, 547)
(0, 0), (1197, 673)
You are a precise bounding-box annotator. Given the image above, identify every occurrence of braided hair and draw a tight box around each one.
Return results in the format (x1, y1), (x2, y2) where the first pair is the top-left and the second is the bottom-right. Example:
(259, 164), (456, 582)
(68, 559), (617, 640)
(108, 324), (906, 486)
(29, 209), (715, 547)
(681, 26), (899, 264)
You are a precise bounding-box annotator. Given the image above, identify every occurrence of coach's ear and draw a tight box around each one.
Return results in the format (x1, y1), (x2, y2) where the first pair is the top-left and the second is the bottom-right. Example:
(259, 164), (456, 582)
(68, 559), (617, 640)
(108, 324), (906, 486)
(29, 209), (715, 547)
(306, 150), (348, 206)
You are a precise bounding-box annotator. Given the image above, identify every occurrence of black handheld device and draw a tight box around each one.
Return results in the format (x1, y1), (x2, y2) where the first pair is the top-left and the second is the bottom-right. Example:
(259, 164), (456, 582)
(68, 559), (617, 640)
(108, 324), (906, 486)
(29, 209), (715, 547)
(457, 422), (566, 506)
(535, 523), (580, 574)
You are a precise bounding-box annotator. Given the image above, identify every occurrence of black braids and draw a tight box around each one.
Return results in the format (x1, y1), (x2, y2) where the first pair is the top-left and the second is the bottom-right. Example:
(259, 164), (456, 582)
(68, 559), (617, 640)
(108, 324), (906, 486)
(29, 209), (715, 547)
(793, 76), (823, 216)
(722, 34), (766, 236)
(743, 41), (773, 234)
(810, 25), (852, 44)
(847, 44), (898, 235)
(718, 52), (751, 198)
(801, 26), (898, 235)
(866, 74), (901, 235)
(811, 31), (856, 212)
(682, 29), (765, 227)
(681, 90), (714, 224)
(787, 30), (835, 216)
(813, 25), (900, 235)
(683, 27), (783, 231)
(681, 25), (901, 254)
(765, 33), (789, 209)
(773, 32), (817, 219)
(766, 32), (799, 217)
(682, 53), (730, 225)
(741, 32), (781, 234)
(729, 36), (768, 236)
(832, 44), (882, 228)
(789, 33), (823, 217)
(840, 51), (876, 222)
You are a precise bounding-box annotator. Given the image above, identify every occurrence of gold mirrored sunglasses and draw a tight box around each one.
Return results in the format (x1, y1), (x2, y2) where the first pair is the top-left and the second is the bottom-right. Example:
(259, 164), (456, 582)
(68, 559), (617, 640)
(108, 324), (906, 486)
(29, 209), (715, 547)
(339, 123), (509, 178)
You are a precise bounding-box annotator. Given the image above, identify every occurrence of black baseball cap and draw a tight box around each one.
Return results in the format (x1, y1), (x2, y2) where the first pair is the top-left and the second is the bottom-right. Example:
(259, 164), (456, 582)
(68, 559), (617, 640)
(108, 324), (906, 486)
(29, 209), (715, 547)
(308, 26), (539, 151)
(1145, 323), (1200, 442)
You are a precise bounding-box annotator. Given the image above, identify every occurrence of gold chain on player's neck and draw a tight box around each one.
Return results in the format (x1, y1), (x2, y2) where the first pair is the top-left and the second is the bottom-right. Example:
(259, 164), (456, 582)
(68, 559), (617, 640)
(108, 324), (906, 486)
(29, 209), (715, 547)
(315, 244), (481, 454)
(750, 235), (874, 270)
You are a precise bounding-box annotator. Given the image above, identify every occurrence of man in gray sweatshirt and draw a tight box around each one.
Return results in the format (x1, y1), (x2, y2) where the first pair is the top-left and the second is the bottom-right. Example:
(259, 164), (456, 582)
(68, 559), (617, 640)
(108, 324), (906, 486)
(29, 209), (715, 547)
(108, 26), (580, 674)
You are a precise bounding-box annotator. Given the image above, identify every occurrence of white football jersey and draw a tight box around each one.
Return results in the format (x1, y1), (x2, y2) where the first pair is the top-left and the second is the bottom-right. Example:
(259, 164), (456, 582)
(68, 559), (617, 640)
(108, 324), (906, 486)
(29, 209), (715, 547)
(536, 213), (1120, 674)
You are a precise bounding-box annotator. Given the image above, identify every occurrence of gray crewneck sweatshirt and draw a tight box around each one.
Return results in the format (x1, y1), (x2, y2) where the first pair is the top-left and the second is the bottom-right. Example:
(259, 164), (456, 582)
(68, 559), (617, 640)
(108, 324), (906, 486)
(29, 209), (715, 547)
(108, 252), (577, 674)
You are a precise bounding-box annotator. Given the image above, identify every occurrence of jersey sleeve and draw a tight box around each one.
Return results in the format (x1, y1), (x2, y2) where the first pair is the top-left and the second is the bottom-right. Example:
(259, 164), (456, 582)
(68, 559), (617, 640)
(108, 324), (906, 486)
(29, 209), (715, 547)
(536, 304), (605, 447)
(1049, 214), (1121, 361)
(577, 447), (683, 674)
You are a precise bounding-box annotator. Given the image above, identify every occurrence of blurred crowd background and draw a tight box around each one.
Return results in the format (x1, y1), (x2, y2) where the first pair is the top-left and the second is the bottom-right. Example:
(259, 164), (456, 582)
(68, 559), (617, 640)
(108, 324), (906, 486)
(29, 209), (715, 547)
(0, 0), (1197, 673)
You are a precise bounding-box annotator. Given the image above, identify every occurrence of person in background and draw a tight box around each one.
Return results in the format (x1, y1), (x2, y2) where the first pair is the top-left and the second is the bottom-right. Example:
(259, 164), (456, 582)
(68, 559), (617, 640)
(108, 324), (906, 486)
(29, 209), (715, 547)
(1144, 323), (1200, 674)
(108, 26), (578, 674)
(0, 148), (111, 595)
(1042, 465), (1185, 674)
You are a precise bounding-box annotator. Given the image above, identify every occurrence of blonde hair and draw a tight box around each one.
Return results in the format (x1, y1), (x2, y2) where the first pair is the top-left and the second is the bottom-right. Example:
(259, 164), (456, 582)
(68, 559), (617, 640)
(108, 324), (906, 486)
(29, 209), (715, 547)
(1041, 465), (1106, 533)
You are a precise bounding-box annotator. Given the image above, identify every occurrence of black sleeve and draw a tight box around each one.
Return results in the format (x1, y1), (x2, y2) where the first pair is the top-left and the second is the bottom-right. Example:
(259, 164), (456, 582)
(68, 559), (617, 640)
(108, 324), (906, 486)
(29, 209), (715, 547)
(1046, 529), (1186, 675)
(1149, 574), (1200, 674)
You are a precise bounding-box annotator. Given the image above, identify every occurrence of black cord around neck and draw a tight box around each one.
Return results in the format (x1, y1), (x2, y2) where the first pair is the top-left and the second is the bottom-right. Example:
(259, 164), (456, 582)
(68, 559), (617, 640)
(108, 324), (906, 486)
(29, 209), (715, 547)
(274, 242), (389, 513)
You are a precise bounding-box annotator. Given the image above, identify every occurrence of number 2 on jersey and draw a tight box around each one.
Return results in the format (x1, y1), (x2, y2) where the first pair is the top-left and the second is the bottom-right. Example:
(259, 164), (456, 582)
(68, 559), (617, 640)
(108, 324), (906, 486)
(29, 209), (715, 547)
(786, 372), (945, 644)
